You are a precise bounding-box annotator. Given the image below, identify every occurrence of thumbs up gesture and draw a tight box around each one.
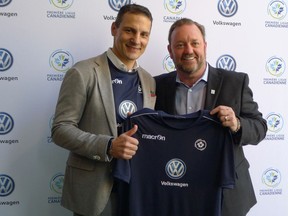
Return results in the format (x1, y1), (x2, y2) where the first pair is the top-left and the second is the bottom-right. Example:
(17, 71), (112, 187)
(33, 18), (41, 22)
(109, 125), (139, 159)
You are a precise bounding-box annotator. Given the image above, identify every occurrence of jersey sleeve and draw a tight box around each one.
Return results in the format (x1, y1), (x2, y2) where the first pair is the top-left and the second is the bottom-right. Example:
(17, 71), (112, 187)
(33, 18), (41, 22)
(113, 115), (133, 183)
(113, 159), (131, 183)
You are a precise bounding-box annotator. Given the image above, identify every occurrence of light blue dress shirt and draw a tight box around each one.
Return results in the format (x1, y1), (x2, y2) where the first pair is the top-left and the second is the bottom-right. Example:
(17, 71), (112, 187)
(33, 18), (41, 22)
(175, 64), (209, 115)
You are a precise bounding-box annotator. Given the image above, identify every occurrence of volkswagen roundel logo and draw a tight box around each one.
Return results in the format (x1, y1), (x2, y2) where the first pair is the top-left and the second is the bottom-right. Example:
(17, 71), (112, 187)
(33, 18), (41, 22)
(0, 112), (14, 135)
(0, 48), (13, 72)
(119, 100), (137, 119)
(165, 158), (186, 179)
(216, 54), (237, 71)
(0, 0), (12, 7)
(218, 0), (238, 17)
(109, 0), (131, 12)
(0, 174), (15, 197)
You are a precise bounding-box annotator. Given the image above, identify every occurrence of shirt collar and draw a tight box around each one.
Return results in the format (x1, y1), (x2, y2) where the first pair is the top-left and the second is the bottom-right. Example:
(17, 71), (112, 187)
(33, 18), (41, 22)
(176, 63), (209, 86)
(106, 48), (139, 72)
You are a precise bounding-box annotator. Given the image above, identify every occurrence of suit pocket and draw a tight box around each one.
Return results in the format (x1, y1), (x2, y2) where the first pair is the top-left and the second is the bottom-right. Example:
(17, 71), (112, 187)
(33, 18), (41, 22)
(235, 158), (250, 179)
(66, 153), (96, 171)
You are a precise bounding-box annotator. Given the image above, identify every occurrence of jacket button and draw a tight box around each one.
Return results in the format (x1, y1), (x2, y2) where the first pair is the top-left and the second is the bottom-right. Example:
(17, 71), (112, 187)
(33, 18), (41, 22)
(93, 155), (101, 160)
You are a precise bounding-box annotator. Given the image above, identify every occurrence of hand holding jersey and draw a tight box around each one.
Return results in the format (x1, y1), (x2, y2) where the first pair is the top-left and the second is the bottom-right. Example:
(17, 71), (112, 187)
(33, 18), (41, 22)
(210, 105), (240, 133)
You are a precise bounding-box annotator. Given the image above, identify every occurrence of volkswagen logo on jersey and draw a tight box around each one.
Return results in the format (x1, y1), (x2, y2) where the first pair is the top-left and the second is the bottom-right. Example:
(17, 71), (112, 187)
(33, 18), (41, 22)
(0, 174), (15, 197)
(119, 100), (137, 119)
(165, 158), (186, 179)
(0, 112), (14, 135)
(194, 139), (207, 151)
(218, 0), (238, 17)
(0, 48), (13, 72)
(216, 54), (237, 71)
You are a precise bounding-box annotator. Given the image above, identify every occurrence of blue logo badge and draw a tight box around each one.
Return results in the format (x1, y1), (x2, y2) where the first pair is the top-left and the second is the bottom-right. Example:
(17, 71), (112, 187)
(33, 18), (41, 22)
(164, 0), (186, 15)
(0, 174), (15, 197)
(50, 173), (64, 194)
(109, 0), (131, 12)
(0, 112), (14, 135)
(218, 0), (238, 17)
(267, 0), (287, 20)
(163, 54), (175, 73)
(262, 168), (281, 188)
(119, 100), (137, 119)
(0, 48), (13, 72)
(266, 112), (283, 133)
(266, 56), (285, 77)
(216, 54), (237, 71)
(49, 49), (74, 72)
(165, 158), (186, 179)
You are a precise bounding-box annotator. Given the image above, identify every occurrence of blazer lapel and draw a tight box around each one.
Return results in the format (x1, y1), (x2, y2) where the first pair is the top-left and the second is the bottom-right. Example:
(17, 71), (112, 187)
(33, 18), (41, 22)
(138, 68), (156, 108)
(94, 54), (118, 137)
(166, 73), (177, 114)
(205, 65), (223, 110)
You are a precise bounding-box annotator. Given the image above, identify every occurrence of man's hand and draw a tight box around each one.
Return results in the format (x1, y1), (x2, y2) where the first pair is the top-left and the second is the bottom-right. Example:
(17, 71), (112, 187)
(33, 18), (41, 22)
(210, 105), (239, 132)
(109, 125), (139, 159)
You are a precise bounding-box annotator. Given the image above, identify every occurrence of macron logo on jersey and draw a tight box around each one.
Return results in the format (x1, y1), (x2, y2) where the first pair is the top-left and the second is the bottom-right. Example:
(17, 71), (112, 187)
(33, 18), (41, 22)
(112, 78), (123, 84)
(141, 134), (166, 141)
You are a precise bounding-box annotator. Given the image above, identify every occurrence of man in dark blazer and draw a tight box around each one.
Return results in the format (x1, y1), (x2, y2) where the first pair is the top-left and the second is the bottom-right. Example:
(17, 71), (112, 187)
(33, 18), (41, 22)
(52, 4), (156, 216)
(154, 18), (267, 216)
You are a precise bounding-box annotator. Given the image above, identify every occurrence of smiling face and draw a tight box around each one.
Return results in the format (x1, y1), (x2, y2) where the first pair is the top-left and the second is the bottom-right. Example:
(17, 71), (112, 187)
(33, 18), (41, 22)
(168, 23), (207, 78)
(111, 12), (152, 69)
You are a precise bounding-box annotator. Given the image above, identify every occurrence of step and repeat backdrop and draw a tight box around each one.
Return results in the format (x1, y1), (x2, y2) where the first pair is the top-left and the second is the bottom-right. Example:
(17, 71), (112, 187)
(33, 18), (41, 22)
(0, 0), (287, 215)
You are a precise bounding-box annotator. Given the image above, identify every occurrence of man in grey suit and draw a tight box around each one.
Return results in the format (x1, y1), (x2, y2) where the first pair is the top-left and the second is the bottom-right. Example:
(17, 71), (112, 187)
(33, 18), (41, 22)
(51, 4), (155, 216)
(154, 18), (267, 216)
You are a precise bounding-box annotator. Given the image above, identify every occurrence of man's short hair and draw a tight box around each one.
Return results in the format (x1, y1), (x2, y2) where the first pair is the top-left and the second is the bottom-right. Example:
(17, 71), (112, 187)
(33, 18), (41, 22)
(114, 4), (153, 28)
(168, 18), (206, 43)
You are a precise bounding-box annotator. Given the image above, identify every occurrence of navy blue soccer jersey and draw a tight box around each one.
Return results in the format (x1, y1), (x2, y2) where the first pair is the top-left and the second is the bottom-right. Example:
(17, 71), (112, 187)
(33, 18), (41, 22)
(109, 59), (143, 134)
(114, 108), (235, 216)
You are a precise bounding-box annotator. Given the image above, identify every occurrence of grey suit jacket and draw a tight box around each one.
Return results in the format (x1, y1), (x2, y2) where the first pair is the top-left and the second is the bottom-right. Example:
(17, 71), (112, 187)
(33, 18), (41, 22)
(154, 64), (267, 216)
(52, 52), (156, 216)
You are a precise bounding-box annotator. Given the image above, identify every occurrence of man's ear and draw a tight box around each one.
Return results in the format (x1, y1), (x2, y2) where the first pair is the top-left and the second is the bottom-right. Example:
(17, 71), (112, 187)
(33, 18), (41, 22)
(167, 44), (172, 58)
(111, 22), (117, 36)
